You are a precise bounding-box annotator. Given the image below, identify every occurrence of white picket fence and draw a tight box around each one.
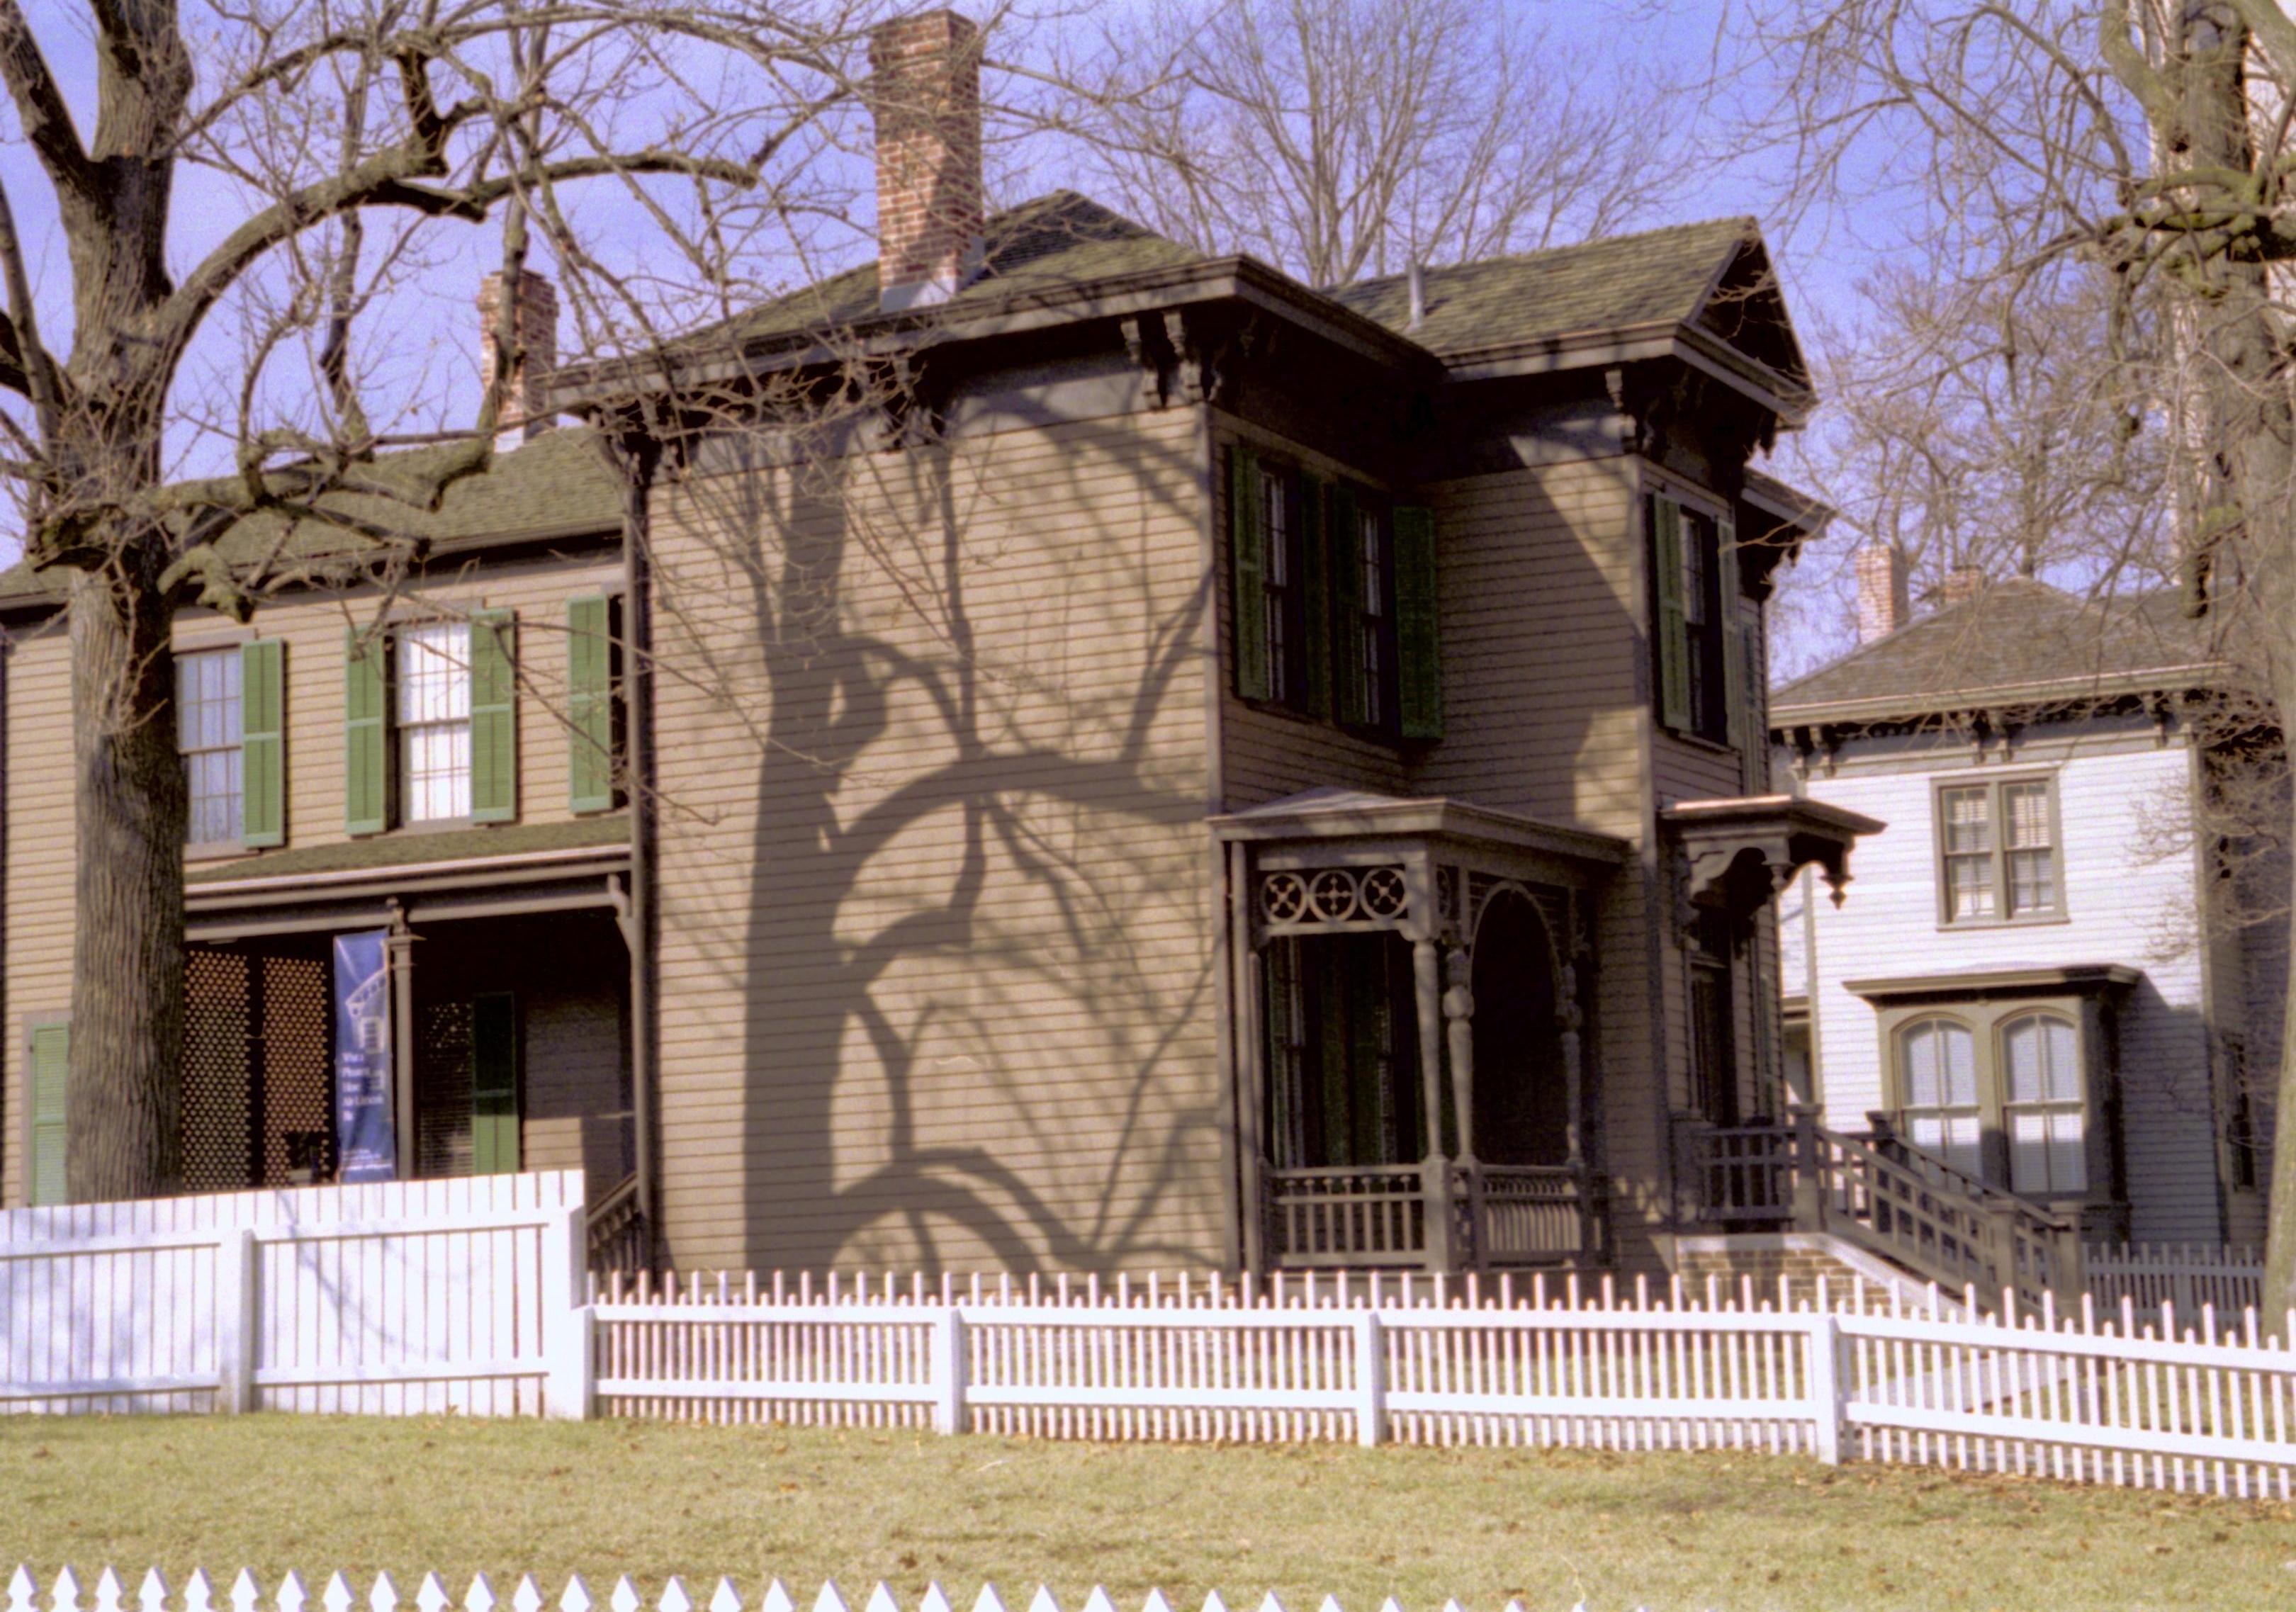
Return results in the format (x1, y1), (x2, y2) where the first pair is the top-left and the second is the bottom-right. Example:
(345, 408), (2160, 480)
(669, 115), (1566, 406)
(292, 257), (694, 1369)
(0, 1570), (1518, 1612)
(0, 1172), (588, 1416)
(2085, 1242), (2264, 1319)
(585, 1265), (2296, 1499)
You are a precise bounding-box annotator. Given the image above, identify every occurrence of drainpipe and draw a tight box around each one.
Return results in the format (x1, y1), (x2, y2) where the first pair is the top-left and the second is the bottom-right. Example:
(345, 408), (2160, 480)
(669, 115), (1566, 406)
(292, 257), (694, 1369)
(618, 434), (661, 1268)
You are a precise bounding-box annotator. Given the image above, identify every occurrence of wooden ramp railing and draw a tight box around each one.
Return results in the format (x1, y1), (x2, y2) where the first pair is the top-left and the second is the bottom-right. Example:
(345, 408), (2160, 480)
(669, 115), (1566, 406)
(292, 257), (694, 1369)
(1683, 1110), (2083, 1308)
(585, 1174), (648, 1273)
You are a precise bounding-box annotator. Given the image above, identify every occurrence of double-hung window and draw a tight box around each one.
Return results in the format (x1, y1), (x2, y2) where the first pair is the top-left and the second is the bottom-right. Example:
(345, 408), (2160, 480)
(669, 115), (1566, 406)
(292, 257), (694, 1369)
(2002, 1011), (2086, 1193)
(1650, 492), (1743, 747)
(399, 621), (473, 823)
(1228, 443), (1441, 740)
(1936, 775), (2063, 925)
(179, 648), (244, 847)
(1898, 1017), (1982, 1178)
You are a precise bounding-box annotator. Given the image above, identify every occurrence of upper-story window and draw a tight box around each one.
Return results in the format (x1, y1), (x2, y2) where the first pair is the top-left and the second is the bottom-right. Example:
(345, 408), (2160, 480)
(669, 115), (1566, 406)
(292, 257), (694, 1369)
(176, 640), (285, 851)
(346, 611), (516, 836)
(400, 621), (473, 823)
(1650, 491), (1743, 748)
(1227, 443), (1441, 741)
(1935, 774), (2063, 925)
(179, 648), (243, 847)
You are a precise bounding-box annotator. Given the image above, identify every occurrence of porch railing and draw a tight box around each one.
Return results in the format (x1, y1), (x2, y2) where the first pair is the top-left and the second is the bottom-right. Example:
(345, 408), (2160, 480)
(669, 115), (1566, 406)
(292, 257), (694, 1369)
(1681, 1110), (2083, 1307)
(586, 1173), (648, 1273)
(1264, 1162), (1597, 1270)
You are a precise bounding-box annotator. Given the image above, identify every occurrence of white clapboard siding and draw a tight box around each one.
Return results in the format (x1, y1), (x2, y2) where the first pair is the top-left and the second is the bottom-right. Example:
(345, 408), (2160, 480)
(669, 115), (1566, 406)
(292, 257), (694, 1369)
(0, 1171), (585, 1416)
(3, 1569), (1448, 1612)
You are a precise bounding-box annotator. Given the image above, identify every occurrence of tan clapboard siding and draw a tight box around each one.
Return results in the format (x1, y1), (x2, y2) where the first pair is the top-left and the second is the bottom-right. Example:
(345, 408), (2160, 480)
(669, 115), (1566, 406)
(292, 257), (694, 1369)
(1417, 462), (1650, 840)
(646, 408), (1220, 1273)
(176, 551), (624, 880)
(3, 619), (74, 1207)
(0, 552), (621, 1208)
(1210, 416), (1411, 807)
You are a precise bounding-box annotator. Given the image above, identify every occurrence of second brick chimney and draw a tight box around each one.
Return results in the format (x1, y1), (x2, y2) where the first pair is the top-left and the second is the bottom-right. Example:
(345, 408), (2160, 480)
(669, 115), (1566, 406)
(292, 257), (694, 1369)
(871, 9), (984, 312)
(1855, 541), (1908, 645)
(478, 269), (558, 444)
(1942, 563), (1987, 607)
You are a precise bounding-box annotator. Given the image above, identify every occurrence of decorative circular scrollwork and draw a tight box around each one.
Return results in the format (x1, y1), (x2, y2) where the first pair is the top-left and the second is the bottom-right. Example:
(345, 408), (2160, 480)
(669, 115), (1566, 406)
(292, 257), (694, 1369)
(1361, 867), (1408, 918)
(1307, 869), (1359, 921)
(1260, 872), (1308, 923)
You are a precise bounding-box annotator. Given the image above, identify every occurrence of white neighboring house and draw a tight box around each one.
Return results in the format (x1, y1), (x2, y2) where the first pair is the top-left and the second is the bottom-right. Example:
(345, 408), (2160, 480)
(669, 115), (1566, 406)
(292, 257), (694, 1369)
(1770, 553), (2274, 1246)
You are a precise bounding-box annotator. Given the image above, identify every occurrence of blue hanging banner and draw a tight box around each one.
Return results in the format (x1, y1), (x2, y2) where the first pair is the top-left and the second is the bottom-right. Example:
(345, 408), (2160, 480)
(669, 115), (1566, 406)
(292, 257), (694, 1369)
(333, 929), (397, 1182)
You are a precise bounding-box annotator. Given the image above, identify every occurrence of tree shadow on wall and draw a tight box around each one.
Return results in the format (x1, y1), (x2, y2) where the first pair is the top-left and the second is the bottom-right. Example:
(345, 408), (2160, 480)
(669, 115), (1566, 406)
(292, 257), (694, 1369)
(666, 412), (1220, 1274)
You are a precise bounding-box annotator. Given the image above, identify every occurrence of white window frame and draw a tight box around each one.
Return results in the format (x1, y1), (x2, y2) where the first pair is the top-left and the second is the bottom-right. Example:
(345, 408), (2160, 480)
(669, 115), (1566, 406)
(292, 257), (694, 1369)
(398, 621), (473, 824)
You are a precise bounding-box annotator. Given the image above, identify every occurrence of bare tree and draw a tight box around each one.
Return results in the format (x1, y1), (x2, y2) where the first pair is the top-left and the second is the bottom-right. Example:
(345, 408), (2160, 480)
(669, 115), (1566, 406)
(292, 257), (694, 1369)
(0, 0), (1101, 1202)
(1735, 0), (2296, 1313)
(1059, 0), (1687, 288)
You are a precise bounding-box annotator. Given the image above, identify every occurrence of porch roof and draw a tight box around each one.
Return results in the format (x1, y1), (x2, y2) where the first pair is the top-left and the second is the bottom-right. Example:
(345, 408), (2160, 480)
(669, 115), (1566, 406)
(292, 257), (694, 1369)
(1209, 787), (1627, 868)
(1662, 793), (1884, 915)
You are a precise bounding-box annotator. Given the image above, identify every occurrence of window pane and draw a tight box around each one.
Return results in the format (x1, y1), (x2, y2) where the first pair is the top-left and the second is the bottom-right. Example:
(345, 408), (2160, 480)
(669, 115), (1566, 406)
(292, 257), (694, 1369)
(1948, 855), (1996, 919)
(2044, 1017), (2080, 1101)
(404, 721), (471, 821)
(1940, 1022), (1977, 1106)
(2010, 1110), (2049, 1193)
(2049, 1110), (2087, 1191)
(1942, 787), (1992, 854)
(1681, 517), (1708, 627)
(184, 748), (242, 845)
(1908, 1112), (1943, 1155)
(1942, 1114), (1983, 1178)
(2005, 1017), (2042, 1104)
(2008, 849), (2056, 914)
(2003, 782), (2051, 848)
(399, 623), (471, 723)
(176, 648), (242, 751)
(1906, 1022), (1941, 1108)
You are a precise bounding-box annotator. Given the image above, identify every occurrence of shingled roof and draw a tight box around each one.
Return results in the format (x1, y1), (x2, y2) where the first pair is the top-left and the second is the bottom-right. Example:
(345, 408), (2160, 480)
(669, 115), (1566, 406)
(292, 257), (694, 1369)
(0, 426), (622, 609)
(1770, 578), (2218, 726)
(1, 194), (1795, 609)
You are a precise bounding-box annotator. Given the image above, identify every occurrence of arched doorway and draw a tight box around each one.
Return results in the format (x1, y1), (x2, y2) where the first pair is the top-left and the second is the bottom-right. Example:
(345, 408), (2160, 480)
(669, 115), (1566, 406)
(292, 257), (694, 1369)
(1471, 891), (1568, 1166)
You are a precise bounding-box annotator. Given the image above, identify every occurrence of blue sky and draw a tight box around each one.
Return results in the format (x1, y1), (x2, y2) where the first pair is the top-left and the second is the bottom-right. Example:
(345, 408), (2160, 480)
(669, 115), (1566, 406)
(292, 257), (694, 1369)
(0, 0), (1906, 663)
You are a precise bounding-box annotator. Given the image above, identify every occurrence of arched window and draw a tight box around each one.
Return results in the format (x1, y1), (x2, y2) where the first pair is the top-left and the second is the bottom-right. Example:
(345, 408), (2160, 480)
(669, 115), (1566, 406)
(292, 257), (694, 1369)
(2001, 1012), (2086, 1193)
(1898, 1018), (1981, 1178)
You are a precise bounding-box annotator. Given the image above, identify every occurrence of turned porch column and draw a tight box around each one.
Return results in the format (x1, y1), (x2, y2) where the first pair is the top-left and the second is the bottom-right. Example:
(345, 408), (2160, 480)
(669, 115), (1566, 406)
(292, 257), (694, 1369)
(386, 901), (418, 1181)
(1412, 935), (1453, 1269)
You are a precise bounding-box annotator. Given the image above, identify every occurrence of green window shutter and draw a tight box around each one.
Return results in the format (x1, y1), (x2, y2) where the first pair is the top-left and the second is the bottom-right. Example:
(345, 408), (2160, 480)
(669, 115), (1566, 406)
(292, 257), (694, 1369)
(1229, 445), (1271, 701)
(344, 630), (388, 837)
(567, 595), (616, 815)
(240, 638), (286, 849)
(1652, 496), (1691, 732)
(1393, 505), (1443, 740)
(1331, 485), (1368, 726)
(469, 609), (518, 824)
(28, 1020), (68, 1207)
(470, 991), (520, 1176)
(1298, 475), (1332, 721)
(1719, 510), (1746, 753)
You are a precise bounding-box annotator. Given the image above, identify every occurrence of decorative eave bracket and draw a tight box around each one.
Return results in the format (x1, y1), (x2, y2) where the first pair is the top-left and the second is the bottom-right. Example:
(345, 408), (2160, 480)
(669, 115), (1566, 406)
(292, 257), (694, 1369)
(1661, 793), (1886, 927)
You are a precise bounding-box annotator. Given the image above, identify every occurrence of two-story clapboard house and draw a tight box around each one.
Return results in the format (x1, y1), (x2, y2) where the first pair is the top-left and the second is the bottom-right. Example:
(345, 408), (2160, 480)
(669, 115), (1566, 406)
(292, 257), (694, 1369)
(1772, 554), (2274, 1250)
(0, 9), (1875, 1281)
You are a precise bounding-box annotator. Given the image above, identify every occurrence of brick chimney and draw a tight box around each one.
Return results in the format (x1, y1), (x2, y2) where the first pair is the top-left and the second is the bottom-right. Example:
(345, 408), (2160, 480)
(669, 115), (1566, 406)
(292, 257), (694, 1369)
(1855, 542), (1908, 644)
(1942, 563), (1987, 607)
(870, 10), (984, 312)
(478, 269), (558, 444)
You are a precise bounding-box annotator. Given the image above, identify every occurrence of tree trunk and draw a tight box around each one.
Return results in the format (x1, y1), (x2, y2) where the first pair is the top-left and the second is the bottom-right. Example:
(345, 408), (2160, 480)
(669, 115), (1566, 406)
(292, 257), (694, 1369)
(64, 543), (185, 1202)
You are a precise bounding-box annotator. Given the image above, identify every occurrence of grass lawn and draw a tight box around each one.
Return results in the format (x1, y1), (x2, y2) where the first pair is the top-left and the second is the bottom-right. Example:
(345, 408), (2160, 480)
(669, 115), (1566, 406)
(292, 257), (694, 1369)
(1, 1418), (2292, 1612)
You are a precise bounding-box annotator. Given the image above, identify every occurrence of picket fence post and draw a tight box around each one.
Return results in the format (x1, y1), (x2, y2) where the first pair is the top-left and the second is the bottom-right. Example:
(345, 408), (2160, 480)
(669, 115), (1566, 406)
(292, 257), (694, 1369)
(931, 1307), (966, 1435)
(215, 1228), (258, 1414)
(1352, 1311), (1385, 1447)
(1805, 1309), (1842, 1465)
(545, 1205), (592, 1421)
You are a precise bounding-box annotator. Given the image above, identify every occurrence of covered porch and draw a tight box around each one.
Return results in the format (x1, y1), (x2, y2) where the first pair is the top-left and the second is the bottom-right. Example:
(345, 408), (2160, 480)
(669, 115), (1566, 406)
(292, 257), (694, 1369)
(1214, 789), (1627, 1275)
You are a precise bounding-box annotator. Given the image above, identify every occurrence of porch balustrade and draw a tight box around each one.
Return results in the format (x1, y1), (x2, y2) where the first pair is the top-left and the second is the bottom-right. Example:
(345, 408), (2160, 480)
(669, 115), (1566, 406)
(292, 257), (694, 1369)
(1680, 1108), (2083, 1307)
(1264, 1161), (1594, 1270)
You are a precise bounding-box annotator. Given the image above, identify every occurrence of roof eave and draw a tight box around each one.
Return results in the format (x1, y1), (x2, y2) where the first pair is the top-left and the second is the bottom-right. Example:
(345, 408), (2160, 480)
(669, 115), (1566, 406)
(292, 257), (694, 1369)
(1429, 322), (1812, 425)
(1769, 663), (2229, 730)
